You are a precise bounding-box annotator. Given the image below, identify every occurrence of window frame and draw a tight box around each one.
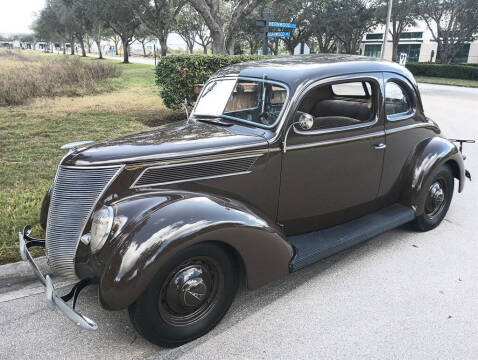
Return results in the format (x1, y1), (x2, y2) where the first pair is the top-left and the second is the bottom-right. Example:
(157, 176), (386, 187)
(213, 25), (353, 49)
(293, 75), (381, 136)
(192, 76), (290, 130)
(384, 79), (416, 122)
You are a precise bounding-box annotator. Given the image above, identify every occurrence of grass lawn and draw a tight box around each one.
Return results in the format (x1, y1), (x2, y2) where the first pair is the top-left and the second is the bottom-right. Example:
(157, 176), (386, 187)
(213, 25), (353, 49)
(0, 57), (178, 264)
(415, 76), (478, 88)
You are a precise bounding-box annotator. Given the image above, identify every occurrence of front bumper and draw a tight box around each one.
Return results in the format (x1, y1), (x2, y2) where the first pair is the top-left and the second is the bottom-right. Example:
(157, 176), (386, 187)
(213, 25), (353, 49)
(18, 226), (98, 330)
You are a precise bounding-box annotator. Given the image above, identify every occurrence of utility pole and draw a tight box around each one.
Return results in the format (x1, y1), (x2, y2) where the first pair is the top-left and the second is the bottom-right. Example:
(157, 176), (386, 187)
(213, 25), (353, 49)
(381, 0), (393, 59)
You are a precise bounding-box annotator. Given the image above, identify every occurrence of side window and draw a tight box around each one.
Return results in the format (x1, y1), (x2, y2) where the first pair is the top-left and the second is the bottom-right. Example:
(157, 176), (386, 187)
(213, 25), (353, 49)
(385, 81), (413, 119)
(296, 80), (376, 131)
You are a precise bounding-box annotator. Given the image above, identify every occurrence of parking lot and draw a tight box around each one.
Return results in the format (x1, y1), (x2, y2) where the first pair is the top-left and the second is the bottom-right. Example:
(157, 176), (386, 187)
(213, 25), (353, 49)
(1, 83), (477, 360)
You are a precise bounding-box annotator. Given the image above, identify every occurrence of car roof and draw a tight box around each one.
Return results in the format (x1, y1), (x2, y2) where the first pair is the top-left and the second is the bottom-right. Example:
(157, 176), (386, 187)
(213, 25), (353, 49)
(212, 54), (416, 90)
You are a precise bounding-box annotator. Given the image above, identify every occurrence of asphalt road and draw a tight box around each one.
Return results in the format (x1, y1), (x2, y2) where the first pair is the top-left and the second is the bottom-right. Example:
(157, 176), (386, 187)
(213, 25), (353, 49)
(1, 83), (477, 360)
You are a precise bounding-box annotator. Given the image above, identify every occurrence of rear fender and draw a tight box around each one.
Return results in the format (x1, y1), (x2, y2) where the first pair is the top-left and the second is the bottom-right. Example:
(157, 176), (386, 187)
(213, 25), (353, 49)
(98, 191), (293, 310)
(402, 136), (465, 215)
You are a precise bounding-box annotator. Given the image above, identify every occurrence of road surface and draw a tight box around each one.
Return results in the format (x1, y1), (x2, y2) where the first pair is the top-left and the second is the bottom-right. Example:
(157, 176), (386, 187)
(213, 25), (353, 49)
(1, 83), (477, 360)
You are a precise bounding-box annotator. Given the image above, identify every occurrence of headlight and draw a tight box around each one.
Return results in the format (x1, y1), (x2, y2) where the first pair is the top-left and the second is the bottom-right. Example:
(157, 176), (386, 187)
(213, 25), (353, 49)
(90, 206), (114, 253)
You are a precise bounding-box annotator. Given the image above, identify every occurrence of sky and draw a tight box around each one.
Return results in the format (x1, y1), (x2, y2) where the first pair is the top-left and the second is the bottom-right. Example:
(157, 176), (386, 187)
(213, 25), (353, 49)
(0, 0), (189, 49)
(0, 0), (44, 34)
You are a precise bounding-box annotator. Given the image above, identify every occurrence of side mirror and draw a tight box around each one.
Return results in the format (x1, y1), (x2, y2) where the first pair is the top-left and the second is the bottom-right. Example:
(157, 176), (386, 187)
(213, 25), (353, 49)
(282, 112), (315, 154)
(297, 112), (314, 131)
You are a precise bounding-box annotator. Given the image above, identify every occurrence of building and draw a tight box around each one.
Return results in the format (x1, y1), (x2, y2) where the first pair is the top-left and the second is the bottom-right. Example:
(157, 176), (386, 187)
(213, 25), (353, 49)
(360, 21), (478, 63)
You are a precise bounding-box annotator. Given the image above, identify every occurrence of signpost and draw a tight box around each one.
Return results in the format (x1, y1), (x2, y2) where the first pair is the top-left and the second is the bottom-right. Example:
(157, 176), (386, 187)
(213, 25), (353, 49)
(256, 14), (296, 55)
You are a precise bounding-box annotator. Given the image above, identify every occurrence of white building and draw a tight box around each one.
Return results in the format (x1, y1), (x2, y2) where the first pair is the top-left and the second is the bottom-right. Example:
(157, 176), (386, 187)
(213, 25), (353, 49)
(360, 21), (478, 63)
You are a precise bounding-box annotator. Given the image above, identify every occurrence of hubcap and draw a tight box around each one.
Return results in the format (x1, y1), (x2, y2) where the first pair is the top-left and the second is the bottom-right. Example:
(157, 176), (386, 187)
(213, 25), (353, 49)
(425, 181), (446, 217)
(159, 257), (222, 326)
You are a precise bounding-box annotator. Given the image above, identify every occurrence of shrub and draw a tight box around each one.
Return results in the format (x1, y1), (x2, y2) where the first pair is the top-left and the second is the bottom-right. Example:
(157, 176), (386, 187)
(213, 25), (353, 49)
(405, 62), (478, 80)
(0, 51), (121, 106)
(155, 54), (266, 109)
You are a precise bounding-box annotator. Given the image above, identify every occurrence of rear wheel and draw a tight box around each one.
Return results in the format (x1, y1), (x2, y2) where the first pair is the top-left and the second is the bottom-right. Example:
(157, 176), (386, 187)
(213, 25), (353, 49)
(128, 243), (238, 347)
(414, 164), (454, 232)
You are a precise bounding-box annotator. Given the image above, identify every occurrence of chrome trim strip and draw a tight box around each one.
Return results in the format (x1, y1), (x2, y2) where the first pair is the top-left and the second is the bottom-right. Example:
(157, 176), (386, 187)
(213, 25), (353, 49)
(294, 115), (379, 136)
(285, 131), (384, 152)
(130, 154), (262, 188)
(385, 122), (437, 134)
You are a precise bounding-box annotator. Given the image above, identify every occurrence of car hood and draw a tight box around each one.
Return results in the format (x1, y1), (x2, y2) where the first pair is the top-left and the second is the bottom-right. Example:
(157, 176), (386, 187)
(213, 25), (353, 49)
(63, 121), (268, 166)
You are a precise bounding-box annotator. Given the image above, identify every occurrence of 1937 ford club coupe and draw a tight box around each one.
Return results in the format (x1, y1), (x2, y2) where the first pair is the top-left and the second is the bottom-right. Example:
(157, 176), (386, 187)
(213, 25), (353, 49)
(19, 55), (471, 347)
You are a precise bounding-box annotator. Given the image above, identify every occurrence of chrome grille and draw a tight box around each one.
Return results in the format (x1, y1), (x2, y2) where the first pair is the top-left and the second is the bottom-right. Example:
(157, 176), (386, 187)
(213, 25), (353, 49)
(46, 165), (121, 278)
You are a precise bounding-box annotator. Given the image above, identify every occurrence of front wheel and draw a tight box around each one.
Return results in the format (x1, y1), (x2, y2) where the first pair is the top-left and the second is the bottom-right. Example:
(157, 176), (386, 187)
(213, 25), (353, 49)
(128, 243), (238, 347)
(413, 164), (454, 232)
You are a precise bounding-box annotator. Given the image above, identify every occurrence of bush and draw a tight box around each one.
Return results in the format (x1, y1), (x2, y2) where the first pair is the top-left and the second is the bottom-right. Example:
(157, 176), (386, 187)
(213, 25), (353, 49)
(155, 54), (265, 109)
(0, 51), (121, 106)
(405, 62), (478, 80)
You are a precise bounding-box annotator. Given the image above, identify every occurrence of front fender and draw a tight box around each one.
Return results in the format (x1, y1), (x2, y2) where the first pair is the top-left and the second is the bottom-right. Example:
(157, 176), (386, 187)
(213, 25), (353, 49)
(98, 191), (293, 310)
(402, 136), (465, 214)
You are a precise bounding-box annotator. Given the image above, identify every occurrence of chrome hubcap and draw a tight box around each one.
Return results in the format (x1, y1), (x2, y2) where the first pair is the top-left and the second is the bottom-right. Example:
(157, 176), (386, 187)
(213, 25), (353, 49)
(159, 257), (222, 326)
(425, 181), (446, 217)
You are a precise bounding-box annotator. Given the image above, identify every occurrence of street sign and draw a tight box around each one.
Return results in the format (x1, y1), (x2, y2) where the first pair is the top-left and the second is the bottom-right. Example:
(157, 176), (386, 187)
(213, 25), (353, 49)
(268, 31), (291, 38)
(268, 21), (297, 29)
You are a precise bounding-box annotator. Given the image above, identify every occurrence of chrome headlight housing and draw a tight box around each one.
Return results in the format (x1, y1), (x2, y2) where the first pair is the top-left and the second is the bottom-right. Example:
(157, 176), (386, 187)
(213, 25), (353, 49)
(90, 206), (114, 253)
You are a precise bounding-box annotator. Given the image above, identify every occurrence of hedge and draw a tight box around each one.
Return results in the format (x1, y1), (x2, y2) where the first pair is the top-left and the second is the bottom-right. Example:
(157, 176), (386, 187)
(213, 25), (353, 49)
(155, 54), (266, 110)
(405, 62), (478, 80)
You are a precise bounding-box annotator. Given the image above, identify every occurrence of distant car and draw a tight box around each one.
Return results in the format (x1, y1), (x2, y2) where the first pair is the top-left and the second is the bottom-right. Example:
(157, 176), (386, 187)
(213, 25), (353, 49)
(20, 54), (471, 347)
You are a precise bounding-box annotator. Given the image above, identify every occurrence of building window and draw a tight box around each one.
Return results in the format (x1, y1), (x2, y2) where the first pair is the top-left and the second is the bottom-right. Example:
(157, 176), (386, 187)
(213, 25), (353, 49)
(364, 44), (382, 58)
(399, 32), (423, 39)
(436, 43), (470, 63)
(397, 44), (421, 62)
(366, 33), (383, 40)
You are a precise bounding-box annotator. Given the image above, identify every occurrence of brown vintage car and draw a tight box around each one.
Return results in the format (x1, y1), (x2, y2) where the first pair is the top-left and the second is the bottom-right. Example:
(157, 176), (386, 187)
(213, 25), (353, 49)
(20, 54), (471, 347)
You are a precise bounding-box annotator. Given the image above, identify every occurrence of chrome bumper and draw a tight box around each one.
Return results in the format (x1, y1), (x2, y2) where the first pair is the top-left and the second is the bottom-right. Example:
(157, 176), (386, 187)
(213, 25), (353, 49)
(18, 226), (98, 330)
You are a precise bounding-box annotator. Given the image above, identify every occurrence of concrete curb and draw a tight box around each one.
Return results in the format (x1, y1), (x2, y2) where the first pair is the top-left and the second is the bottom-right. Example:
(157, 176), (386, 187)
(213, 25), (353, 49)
(0, 256), (49, 280)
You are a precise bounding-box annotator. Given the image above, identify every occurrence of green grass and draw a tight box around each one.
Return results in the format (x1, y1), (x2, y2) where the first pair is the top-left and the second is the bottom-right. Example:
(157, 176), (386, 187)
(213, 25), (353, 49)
(416, 76), (478, 88)
(0, 57), (179, 264)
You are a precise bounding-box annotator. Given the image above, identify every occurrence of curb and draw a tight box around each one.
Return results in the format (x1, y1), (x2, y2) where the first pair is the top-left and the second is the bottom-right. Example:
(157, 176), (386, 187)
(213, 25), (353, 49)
(0, 256), (48, 280)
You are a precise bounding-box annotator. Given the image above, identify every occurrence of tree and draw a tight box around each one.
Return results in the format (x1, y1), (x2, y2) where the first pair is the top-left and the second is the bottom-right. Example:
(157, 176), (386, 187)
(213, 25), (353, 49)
(135, 24), (154, 56)
(272, 0), (315, 55)
(84, 0), (108, 59)
(32, 1), (65, 52)
(375, 0), (419, 61)
(175, 4), (199, 54)
(187, 0), (262, 54)
(328, 0), (377, 54)
(194, 23), (212, 54)
(130, 0), (184, 56)
(418, 0), (478, 63)
(103, 0), (141, 63)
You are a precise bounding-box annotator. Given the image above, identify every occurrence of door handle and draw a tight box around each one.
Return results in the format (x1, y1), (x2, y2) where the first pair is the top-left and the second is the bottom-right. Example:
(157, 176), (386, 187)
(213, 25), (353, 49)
(372, 143), (387, 150)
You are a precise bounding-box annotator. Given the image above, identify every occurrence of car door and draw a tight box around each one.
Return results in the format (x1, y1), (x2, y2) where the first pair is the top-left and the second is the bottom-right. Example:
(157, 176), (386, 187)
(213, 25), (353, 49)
(278, 73), (386, 235)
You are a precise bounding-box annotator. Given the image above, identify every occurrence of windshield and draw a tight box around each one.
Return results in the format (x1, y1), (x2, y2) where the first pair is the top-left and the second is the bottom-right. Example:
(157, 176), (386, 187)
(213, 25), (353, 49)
(193, 78), (288, 128)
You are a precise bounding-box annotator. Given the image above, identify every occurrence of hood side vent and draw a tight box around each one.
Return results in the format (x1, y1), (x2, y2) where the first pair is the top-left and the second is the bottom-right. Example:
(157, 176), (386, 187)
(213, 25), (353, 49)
(133, 155), (261, 187)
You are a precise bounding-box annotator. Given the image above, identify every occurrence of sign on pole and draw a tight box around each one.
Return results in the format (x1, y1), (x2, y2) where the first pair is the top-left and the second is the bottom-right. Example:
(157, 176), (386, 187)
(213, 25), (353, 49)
(256, 16), (297, 54)
(268, 21), (297, 29)
(268, 32), (291, 38)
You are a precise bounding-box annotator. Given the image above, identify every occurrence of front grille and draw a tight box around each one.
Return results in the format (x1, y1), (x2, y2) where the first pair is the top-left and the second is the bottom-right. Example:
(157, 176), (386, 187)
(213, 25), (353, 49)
(46, 165), (121, 278)
(133, 155), (260, 187)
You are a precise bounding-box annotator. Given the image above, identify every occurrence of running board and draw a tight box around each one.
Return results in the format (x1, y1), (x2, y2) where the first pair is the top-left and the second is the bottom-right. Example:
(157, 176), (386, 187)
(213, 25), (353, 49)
(288, 204), (415, 272)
